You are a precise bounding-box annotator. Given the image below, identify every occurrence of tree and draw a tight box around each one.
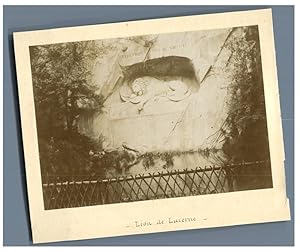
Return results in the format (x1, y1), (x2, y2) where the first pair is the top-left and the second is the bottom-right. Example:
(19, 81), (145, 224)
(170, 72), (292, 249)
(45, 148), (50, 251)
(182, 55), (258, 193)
(220, 26), (272, 190)
(222, 26), (270, 163)
(30, 40), (106, 137)
(29, 40), (111, 178)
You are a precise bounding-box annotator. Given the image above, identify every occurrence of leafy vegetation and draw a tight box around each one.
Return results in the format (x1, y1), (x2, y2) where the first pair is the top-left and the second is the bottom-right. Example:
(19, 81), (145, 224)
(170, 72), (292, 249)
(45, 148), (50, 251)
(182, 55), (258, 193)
(30, 41), (109, 179)
(30, 41), (107, 135)
(222, 26), (270, 163)
(220, 26), (272, 189)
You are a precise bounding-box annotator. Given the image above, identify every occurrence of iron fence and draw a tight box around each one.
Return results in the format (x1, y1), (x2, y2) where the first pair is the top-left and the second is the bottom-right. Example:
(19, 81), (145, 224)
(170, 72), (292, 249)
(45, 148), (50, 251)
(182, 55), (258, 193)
(42, 160), (270, 210)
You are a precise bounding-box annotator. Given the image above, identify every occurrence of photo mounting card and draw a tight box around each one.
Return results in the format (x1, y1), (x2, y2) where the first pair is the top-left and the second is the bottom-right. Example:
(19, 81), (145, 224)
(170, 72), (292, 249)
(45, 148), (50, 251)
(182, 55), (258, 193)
(13, 8), (290, 243)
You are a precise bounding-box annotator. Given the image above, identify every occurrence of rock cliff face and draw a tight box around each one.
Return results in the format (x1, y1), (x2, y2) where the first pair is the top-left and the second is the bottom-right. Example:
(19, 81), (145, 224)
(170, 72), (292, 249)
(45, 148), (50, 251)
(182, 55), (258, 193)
(78, 28), (232, 157)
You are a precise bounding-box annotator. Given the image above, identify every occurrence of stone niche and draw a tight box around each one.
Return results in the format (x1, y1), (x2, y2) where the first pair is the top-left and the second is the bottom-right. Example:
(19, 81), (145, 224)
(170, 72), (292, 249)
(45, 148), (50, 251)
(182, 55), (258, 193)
(78, 50), (229, 154)
(99, 56), (201, 153)
(78, 29), (232, 155)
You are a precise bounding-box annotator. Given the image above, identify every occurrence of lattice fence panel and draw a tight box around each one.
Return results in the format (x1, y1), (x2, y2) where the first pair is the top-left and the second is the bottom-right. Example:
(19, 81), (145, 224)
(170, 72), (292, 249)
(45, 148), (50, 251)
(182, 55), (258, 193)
(42, 161), (269, 210)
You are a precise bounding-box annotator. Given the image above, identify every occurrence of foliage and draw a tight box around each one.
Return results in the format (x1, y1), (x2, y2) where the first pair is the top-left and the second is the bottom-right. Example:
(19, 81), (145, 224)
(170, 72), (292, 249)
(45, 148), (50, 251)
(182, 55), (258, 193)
(211, 26), (274, 190)
(222, 26), (270, 163)
(30, 41), (112, 178)
(39, 129), (102, 179)
(30, 41), (107, 136)
(141, 152), (156, 170)
(161, 152), (175, 169)
(139, 148), (221, 171)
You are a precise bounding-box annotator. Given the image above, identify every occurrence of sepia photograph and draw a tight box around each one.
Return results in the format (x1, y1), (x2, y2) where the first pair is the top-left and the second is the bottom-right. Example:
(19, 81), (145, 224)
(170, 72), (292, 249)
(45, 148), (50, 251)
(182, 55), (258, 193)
(29, 25), (273, 210)
(13, 9), (290, 243)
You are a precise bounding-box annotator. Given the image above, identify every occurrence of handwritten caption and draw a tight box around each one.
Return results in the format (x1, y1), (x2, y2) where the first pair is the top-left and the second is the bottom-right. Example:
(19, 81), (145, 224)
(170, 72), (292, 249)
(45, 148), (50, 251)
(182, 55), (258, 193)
(125, 217), (198, 228)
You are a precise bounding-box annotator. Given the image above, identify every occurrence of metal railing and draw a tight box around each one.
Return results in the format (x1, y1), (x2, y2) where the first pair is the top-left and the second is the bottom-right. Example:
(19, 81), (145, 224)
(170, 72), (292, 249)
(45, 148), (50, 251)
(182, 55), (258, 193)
(42, 161), (270, 210)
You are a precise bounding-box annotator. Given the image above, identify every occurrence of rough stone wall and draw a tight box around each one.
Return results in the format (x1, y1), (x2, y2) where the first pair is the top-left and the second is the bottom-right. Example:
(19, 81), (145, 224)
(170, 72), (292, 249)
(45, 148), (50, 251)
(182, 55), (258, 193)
(78, 28), (233, 153)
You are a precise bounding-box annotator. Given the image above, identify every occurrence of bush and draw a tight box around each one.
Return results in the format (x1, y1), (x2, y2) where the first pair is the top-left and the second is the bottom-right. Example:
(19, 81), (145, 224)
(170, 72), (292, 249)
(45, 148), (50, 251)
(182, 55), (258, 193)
(39, 128), (102, 181)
